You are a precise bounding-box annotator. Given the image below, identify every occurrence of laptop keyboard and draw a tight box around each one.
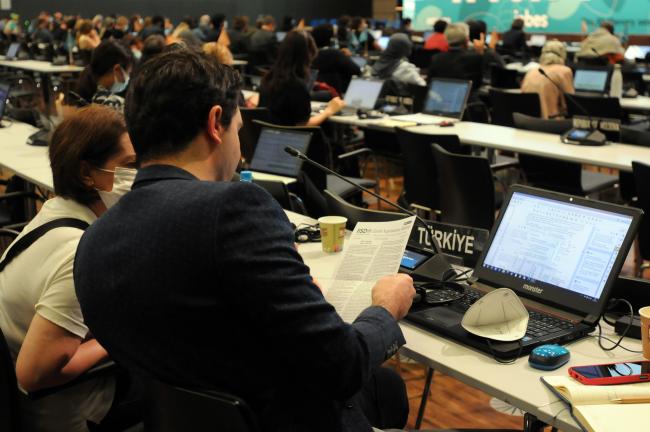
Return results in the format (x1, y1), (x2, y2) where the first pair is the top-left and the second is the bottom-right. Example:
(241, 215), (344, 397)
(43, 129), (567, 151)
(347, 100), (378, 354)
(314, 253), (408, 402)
(454, 287), (575, 341)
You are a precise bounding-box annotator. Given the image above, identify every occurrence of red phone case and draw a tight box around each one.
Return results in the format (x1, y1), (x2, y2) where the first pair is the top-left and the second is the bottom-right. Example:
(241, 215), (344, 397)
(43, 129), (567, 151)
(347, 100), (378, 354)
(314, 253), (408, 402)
(569, 362), (650, 385)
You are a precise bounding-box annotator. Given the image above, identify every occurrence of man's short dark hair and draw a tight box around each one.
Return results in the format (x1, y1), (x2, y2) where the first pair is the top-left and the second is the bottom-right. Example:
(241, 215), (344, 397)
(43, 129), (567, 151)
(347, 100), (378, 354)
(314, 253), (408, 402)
(512, 18), (524, 30)
(311, 24), (334, 49)
(125, 49), (242, 163)
(152, 15), (165, 28)
(600, 21), (615, 34)
(433, 19), (447, 34)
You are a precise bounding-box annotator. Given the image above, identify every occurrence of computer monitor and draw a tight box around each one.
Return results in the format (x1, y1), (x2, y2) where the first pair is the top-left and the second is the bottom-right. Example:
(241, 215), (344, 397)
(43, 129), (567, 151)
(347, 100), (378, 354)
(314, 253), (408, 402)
(5, 42), (20, 60)
(276, 32), (287, 42)
(250, 128), (312, 177)
(378, 36), (390, 50)
(574, 69), (609, 93)
(422, 31), (433, 41)
(422, 78), (472, 119)
(343, 78), (384, 110)
(529, 35), (547, 47)
(369, 30), (382, 41)
(475, 185), (642, 317)
(624, 45), (650, 61)
(351, 56), (368, 69)
(0, 82), (10, 122)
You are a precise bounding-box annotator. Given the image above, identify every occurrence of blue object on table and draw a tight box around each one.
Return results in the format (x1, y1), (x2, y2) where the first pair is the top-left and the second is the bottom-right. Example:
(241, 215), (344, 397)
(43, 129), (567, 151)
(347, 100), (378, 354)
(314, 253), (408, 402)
(528, 344), (571, 371)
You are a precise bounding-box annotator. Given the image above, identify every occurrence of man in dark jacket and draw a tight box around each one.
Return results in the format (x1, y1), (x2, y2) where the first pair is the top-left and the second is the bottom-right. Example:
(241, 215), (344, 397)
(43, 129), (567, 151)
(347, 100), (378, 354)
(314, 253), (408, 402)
(501, 18), (529, 56)
(311, 24), (361, 94)
(428, 23), (484, 92)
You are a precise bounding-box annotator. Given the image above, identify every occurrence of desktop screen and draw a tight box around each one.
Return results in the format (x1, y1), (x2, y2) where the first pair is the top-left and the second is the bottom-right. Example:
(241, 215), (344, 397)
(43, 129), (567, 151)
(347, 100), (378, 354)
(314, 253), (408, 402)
(482, 191), (634, 302)
(424, 79), (470, 118)
(0, 83), (9, 120)
(250, 128), (311, 177)
(343, 79), (383, 110)
(574, 69), (608, 93)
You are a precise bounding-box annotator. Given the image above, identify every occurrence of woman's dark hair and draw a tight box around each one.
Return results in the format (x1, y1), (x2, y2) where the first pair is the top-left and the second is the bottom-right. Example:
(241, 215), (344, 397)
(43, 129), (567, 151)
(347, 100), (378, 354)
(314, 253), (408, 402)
(125, 49), (242, 163)
(311, 24), (334, 49)
(261, 30), (317, 94)
(79, 20), (93, 35)
(467, 20), (487, 42)
(511, 18), (524, 31)
(433, 19), (447, 34)
(351, 16), (365, 31)
(337, 15), (351, 41)
(75, 40), (134, 103)
(140, 34), (166, 64)
(50, 104), (127, 206)
(232, 16), (248, 32)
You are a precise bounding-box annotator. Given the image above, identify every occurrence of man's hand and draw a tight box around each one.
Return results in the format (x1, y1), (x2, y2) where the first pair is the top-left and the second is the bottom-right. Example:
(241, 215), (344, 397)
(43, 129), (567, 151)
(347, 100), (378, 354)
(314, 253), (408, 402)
(473, 32), (486, 55)
(371, 274), (416, 320)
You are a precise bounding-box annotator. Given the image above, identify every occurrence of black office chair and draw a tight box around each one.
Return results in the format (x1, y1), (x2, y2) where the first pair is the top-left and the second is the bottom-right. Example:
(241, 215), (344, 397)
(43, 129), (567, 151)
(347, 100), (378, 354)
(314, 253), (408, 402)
(143, 378), (259, 432)
(512, 113), (618, 196)
(239, 107), (270, 165)
(396, 128), (469, 215)
(489, 89), (541, 127)
(0, 176), (44, 230)
(632, 161), (650, 277)
(324, 189), (407, 230)
(565, 94), (625, 122)
(618, 127), (650, 203)
(409, 46), (439, 70)
(431, 144), (497, 230)
(490, 65), (520, 89)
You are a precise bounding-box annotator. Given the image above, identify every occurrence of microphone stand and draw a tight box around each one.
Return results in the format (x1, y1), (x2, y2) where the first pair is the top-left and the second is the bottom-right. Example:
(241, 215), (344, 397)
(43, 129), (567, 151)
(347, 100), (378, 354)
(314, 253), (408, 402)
(538, 68), (607, 146)
(285, 146), (455, 281)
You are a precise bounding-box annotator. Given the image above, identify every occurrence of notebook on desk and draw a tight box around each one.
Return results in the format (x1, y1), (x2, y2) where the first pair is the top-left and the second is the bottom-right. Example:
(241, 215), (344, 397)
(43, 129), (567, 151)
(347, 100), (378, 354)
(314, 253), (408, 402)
(392, 78), (471, 125)
(406, 185), (643, 360)
(249, 127), (311, 177)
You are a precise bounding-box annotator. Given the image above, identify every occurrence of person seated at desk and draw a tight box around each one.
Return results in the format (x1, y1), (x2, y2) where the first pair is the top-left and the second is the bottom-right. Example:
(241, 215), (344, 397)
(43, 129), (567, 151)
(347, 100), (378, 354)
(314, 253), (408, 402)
(0, 105), (139, 432)
(428, 23), (484, 93)
(73, 48), (416, 432)
(311, 23), (362, 95)
(371, 33), (426, 87)
(501, 18), (529, 57)
(521, 40), (575, 119)
(424, 19), (449, 52)
(348, 16), (381, 54)
(228, 15), (253, 55)
(259, 30), (344, 126)
(576, 21), (625, 65)
(467, 19), (505, 81)
(249, 15), (279, 65)
(76, 40), (134, 112)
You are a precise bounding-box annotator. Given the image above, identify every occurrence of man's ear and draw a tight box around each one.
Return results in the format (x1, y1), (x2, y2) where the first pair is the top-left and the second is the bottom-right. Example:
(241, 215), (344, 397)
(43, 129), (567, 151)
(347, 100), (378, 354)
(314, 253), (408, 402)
(206, 105), (224, 146)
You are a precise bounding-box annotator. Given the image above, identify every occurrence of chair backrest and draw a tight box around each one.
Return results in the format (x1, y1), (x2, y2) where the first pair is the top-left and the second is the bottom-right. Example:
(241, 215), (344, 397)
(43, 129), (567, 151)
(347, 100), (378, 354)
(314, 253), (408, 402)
(253, 179), (292, 210)
(490, 65), (520, 89)
(512, 112), (584, 194)
(144, 378), (259, 432)
(239, 108), (270, 164)
(632, 161), (650, 260)
(431, 143), (495, 230)
(565, 94), (623, 121)
(489, 89), (541, 127)
(324, 189), (408, 230)
(0, 321), (21, 432)
(621, 126), (650, 147)
(409, 46), (438, 70)
(396, 127), (469, 212)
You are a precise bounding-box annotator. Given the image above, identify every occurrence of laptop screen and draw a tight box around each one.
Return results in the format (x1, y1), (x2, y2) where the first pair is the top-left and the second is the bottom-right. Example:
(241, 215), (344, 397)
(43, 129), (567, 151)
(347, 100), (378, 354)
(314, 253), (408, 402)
(276, 32), (287, 42)
(250, 128), (311, 177)
(574, 69), (609, 93)
(378, 36), (390, 50)
(423, 79), (471, 119)
(5, 42), (20, 59)
(624, 45), (650, 61)
(343, 78), (383, 110)
(475, 186), (641, 317)
(0, 83), (9, 121)
(351, 56), (367, 69)
(529, 35), (547, 47)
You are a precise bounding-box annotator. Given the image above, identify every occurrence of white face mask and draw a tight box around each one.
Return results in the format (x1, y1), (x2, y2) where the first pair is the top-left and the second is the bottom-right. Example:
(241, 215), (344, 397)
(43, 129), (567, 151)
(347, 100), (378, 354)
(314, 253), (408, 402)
(111, 66), (130, 94)
(96, 166), (137, 209)
(461, 288), (530, 342)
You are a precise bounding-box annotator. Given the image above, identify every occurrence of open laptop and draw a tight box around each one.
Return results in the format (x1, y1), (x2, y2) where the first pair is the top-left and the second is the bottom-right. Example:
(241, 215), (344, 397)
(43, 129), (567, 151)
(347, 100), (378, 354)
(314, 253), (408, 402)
(4, 42), (20, 61)
(276, 32), (287, 43)
(351, 56), (367, 69)
(0, 82), (10, 125)
(405, 185), (643, 359)
(392, 78), (471, 125)
(249, 128), (311, 177)
(574, 68), (609, 95)
(625, 45), (650, 61)
(378, 36), (390, 51)
(528, 34), (547, 47)
(332, 77), (384, 116)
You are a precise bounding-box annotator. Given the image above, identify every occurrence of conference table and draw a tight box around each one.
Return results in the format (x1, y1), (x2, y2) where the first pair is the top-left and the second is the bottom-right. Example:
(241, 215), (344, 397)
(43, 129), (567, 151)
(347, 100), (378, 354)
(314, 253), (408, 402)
(318, 109), (650, 172)
(289, 210), (644, 432)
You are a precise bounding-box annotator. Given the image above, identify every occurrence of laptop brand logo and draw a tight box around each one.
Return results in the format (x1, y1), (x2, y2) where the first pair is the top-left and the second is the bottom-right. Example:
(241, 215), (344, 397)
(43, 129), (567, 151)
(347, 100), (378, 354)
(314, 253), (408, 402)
(523, 284), (544, 295)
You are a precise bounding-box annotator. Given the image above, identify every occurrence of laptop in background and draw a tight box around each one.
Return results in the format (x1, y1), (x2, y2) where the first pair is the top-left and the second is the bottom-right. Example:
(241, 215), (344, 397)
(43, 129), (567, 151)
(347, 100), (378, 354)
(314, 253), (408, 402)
(0, 82), (10, 126)
(624, 45), (650, 61)
(406, 185), (642, 359)
(276, 32), (287, 43)
(4, 42), (20, 61)
(250, 128), (311, 177)
(378, 36), (390, 51)
(392, 78), (471, 125)
(529, 34), (547, 47)
(333, 77), (384, 116)
(351, 56), (367, 69)
(574, 68), (609, 95)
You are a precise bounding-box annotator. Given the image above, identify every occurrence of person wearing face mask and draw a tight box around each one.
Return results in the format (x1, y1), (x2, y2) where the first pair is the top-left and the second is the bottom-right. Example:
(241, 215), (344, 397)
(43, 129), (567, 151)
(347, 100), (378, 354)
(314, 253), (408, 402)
(75, 40), (134, 113)
(0, 105), (140, 432)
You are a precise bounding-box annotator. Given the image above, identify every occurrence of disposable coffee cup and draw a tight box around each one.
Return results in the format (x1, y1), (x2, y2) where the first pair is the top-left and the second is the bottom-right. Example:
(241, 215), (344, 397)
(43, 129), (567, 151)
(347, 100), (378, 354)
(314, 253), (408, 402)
(640, 307), (650, 360)
(318, 216), (347, 253)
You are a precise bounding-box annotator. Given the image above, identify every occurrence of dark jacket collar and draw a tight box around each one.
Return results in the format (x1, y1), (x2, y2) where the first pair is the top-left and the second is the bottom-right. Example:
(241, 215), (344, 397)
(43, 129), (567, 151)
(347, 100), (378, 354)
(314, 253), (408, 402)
(133, 164), (198, 190)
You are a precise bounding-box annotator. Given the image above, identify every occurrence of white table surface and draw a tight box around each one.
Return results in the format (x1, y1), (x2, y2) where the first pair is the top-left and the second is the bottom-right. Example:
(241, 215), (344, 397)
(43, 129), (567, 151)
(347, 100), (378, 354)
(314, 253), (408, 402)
(0, 57), (84, 74)
(287, 210), (644, 432)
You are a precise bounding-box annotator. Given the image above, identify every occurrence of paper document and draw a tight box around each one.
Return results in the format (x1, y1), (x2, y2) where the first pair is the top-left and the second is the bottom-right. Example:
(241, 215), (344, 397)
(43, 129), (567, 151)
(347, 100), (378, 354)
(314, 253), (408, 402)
(461, 288), (529, 341)
(325, 217), (415, 323)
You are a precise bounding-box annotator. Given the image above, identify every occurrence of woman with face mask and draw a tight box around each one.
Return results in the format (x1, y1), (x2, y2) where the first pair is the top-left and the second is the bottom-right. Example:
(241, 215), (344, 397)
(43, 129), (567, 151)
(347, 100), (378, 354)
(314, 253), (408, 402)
(0, 105), (139, 432)
(74, 40), (134, 113)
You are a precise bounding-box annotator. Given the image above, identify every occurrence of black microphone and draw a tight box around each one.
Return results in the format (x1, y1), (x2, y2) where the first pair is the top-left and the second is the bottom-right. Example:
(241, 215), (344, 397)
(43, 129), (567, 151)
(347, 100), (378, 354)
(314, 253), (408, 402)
(284, 146), (456, 281)
(538, 68), (606, 145)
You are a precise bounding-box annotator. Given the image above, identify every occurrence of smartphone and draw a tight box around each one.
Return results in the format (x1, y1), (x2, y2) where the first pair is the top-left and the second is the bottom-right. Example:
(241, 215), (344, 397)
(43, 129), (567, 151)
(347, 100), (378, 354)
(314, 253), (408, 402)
(569, 361), (650, 385)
